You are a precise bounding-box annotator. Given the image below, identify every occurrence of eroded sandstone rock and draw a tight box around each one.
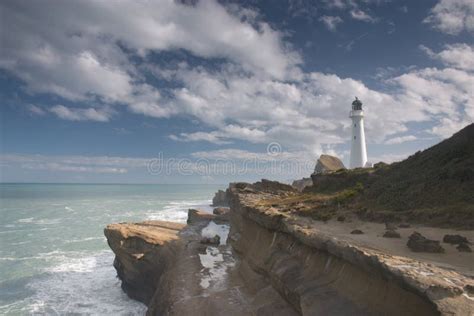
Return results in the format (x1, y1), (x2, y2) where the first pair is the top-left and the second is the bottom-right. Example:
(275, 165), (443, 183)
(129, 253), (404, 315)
(213, 207), (229, 215)
(187, 209), (216, 224)
(407, 232), (444, 253)
(383, 230), (401, 238)
(443, 234), (470, 245)
(200, 234), (220, 245)
(212, 189), (229, 206)
(104, 221), (185, 304)
(457, 242), (472, 252)
(227, 182), (473, 316)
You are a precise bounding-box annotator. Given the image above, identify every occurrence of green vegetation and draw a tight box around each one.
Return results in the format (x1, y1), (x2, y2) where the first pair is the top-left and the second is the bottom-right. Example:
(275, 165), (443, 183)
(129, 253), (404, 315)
(268, 124), (474, 228)
(331, 182), (364, 205)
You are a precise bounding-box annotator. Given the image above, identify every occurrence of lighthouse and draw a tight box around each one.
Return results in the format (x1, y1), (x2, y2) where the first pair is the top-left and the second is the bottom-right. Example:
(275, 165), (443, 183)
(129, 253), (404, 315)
(349, 97), (368, 169)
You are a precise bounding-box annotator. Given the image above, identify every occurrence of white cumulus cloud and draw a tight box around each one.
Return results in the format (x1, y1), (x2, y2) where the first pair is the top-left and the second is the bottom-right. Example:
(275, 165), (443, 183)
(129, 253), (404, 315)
(425, 0), (474, 35)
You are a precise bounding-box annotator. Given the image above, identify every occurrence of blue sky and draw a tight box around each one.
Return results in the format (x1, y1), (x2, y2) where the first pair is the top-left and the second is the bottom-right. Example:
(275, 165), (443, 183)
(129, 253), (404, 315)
(1, 0), (473, 184)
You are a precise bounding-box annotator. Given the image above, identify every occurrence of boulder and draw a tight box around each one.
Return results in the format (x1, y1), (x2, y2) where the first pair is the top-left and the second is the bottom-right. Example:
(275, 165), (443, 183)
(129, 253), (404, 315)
(407, 232), (444, 253)
(200, 234), (220, 245)
(313, 154), (346, 175)
(350, 229), (364, 235)
(213, 207), (230, 216)
(337, 215), (346, 222)
(456, 242), (472, 252)
(383, 230), (401, 238)
(443, 234), (469, 245)
(187, 209), (216, 224)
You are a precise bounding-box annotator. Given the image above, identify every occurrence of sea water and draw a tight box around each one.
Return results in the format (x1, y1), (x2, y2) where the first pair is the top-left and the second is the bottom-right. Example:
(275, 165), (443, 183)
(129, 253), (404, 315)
(0, 183), (221, 315)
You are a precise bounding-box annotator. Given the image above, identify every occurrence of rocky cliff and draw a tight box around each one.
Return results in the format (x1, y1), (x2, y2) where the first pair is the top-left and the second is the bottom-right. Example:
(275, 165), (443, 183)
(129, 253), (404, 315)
(104, 221), (185, 304)
(227, 181), (473, 315)
(105, 180), (473, 315)
(291, 177), (313, 192)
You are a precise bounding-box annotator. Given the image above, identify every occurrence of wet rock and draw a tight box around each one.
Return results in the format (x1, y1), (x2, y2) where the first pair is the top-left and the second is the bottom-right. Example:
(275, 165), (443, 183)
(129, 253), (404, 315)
(443, 234), (469, 245)
(213, 207), (230, 216)
(350, 229), (364, 235)
(383, 230), (401, 238)
(456, 242), (472, 252)
(398, 223), (411, 228)
(407, 232), (444, 253)
(337, 215), (345, 222)
(200, 234), (220, 245)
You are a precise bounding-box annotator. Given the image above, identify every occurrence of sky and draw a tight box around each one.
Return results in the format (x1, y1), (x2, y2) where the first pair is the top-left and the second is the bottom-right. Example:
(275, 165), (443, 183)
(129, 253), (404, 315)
(0, 0), (473, 184)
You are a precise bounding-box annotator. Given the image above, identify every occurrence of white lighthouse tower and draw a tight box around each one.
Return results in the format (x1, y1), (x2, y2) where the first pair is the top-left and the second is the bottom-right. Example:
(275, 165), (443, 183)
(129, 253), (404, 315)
(349, 97), (368, 169)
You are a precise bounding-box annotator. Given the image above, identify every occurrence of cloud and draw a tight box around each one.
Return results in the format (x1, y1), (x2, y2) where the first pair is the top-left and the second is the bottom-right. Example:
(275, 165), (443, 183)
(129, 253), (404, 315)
(369, 152), (411, 164)
(154, 64), (435, 153)
(169, 131), (232, 145)
(169, 125), (267, 145)
(0, 0), (299, 98)
(0, 154), (154, 174)
(50, 105), (112, 122)
(391, 67), (474, 137)
(191, 148), (313, 162)
(26, 104), (46, 116)
(425, 0), (474, 34)
(350, 9), (377, 23)
(1, 0), (472, 161)
(0, 0), (303, 125)
(385, 135), (417, 145)
(23, 163), (128, 174)
(421, 44), (474, 71)
(319, 16), (343, 31)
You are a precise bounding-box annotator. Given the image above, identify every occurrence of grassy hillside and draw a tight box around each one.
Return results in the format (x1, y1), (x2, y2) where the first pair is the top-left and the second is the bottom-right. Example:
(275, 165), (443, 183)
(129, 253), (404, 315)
(364, 123), (474, 209)
(307, 123), (474, 228)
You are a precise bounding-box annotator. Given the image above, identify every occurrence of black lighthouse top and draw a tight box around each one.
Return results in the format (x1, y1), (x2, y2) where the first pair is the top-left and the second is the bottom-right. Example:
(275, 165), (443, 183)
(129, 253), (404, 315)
(352, 97), (362, 110)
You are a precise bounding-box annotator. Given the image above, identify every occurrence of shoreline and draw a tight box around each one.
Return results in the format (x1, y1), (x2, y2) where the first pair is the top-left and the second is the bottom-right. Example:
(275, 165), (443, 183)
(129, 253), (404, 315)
(104, 181), (474, 315)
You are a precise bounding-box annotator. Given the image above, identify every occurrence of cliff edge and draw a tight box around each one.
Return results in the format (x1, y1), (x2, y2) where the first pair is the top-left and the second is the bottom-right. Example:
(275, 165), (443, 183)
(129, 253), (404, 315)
(227, 180), (473, 315)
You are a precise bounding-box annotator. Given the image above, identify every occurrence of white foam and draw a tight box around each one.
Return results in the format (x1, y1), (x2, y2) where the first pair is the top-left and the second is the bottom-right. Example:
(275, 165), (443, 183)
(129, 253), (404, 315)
(64, 236), (105, 244)
(202, 222), (229, 246)
(48, 256), (97, 273)
(146, 199), (213, 223)
(23, 251), (147, 315)
(17, 217), (34, 223)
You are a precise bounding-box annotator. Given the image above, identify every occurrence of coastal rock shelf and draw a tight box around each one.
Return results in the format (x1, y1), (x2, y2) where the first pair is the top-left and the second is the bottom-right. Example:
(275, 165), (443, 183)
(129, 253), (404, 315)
(227, 181), (473, 316)
(105, 182), (473, 315)
(104, 221), (185, 304)
(105, 211), (296, 315)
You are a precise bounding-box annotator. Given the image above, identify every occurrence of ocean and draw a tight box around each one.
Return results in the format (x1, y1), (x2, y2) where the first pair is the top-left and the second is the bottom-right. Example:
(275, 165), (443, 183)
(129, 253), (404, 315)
(0, 183), (221, 315)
